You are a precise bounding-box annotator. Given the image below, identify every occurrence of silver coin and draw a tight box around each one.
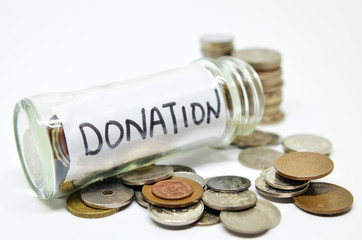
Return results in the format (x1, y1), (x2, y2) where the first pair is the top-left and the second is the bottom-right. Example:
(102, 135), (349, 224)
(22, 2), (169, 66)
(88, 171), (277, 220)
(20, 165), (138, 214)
(238, 146), (283, 170)
(134, 191), (149, 208)
(80, 180), (134, 209)
(282, 134), (332, 155)
(194, 208), (220, 226)
(254, 199), (281, 229)
(148, 201), (204, 227)
(173, 172), (206, 187)
(255, 173), (309, 198)
(120, 165), (173, 186)
(202, 190), (257, 211)
(220, 208), (271, 235)
(170, 165), (196, 174)
(264, 167), (310, 190)
(206, 176), (251, 192)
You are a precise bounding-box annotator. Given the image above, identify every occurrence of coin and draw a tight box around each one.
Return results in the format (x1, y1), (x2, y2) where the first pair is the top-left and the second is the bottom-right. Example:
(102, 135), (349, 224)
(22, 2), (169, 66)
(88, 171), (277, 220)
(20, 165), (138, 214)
(261, 110), (284, 124)
(220, 207), (271, 235)
(134, 191), (149, 208)
(274, 152), (334, 180)
(255, 173), (309, 198)
(257, 68), (282, 81)
(148, 201), (204, 227)
(173, 172), (206, 187)
(254, 199), (281, 229)
(142, 177), (203, 208)
(293, 182), (353, 215)
(233, 130), (273, 148)
(238, 146), (283, 170)
(80, 180), (134, 209)
(66, 191), (119, 218)
(202, 189), (257, 211)
(121, 165), (173, 185)
(206, 176), (251, 192)
(262, 80), (283, 93)
(264, 167), (310, 190)
(152, 179), (194, 200)
(200, 34), (234, 58)
(268, 132), (282, 146)
(282, 134), (332, 155)
(171, 164), (196, 173)
(232, 48), (281, 71)
(194, 208), (220, 226)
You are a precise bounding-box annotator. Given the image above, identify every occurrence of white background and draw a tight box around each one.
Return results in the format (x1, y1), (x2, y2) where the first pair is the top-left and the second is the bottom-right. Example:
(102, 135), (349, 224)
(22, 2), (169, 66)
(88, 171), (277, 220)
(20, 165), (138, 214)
(1, 0), (361, 239)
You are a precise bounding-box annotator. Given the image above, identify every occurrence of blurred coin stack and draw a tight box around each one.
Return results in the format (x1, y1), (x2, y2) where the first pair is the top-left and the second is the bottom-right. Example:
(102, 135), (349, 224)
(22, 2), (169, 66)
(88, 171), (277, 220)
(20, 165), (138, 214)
(200, 34), (234, 58)
(232, 48), (284, 124)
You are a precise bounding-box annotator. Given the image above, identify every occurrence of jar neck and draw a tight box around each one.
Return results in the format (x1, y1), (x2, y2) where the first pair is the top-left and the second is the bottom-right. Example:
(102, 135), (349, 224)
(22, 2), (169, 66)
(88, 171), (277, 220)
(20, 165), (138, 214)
(195, 57), (264, 144)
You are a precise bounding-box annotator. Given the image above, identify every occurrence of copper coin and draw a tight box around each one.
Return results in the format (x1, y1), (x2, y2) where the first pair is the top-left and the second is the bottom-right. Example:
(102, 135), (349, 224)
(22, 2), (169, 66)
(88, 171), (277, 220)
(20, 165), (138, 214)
(275, 152), (334, 180)
(142, 177), (203, 208)
(293, 182), (353, 215)
(152, 179), (194, 200)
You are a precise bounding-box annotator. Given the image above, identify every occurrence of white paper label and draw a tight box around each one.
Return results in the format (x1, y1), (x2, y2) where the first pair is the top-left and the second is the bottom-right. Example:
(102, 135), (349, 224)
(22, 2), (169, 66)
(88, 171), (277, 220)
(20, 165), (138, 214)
(55, 65), (227, 180)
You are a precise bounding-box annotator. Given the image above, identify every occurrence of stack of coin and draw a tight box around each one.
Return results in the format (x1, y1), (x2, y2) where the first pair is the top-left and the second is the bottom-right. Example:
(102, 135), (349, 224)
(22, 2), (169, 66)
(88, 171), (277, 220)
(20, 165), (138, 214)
(200, 34), (234, 58)
(232, 48), (284, 124)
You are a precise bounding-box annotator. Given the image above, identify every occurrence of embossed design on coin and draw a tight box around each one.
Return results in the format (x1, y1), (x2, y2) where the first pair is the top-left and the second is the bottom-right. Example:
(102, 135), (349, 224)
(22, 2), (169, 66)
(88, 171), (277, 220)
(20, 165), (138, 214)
(254, 199), (281, 229)
(206, 176), (251, 192)
(220, 208), (271, 235)
(194, 208), (220, 226)
(142, 177), (203, 208)
(66, 191), (119, 218)
(255, 172), (309, 198)
(274, 152), (334, 180)
(283, 134), (332, 155)
(173, 172), (206, 187)
(202, 189), (257, 211)
(264, 167), (310, 190)
(81, 180), (134, 209)
(148, 201), (204, 226)
(293, 182), (353, 215)
(238, 146), (283, 170)
(121, 165), (173, 185)
(152, 180), (194, 200)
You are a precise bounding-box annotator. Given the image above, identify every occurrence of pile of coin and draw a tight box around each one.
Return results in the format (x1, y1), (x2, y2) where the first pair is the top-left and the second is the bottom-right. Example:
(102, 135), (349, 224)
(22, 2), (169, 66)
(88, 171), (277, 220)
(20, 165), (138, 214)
(232, 48), (284, 124)
(235, 130), (354, 216)
(200, 34), (234, 58)
(66, 164), (281, 235)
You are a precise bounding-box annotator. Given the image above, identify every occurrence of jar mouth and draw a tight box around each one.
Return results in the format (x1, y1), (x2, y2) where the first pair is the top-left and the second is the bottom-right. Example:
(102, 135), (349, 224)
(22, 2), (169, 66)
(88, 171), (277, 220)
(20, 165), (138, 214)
(13, 99), (55, 199)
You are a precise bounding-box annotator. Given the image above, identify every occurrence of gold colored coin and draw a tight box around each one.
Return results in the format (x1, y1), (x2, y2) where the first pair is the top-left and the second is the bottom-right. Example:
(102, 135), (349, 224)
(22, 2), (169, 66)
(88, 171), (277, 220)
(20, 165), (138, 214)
(66, 191), (119, 218)
(275, 152), (334, 180)
(142, 177), (203, 208)
(257, 68), (282, 81)
(261, 110), (285, 124)
(293, 182), (353, 215)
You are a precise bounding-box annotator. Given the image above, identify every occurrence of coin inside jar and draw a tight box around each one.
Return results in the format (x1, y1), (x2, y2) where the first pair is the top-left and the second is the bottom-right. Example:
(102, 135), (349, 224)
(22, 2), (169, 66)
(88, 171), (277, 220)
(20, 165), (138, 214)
(152, 179), (194, 200)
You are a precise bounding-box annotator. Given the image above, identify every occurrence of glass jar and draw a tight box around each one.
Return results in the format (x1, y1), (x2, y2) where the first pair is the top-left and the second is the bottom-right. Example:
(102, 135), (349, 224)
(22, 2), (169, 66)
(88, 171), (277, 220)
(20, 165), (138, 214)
(13, 56), (264, 199)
